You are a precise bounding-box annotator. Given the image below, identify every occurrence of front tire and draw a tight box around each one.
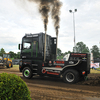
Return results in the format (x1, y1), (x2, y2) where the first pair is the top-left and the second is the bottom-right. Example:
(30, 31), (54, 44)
(63, 69), (79, 83)
(6, 61), (11, 68)
(22, 67), (33, 79)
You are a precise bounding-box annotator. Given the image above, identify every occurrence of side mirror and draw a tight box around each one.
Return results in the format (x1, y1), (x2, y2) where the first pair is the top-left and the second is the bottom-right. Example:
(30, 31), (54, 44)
(18, 44), (21, 50)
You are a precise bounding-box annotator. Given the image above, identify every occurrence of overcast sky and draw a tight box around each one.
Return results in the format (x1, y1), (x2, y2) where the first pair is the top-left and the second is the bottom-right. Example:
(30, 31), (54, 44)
(0, 0), (100, 53)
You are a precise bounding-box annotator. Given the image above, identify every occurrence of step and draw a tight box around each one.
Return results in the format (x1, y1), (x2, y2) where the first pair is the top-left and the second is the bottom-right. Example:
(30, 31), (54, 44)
(33, 73), (37, 75)
(33, 69), (37, 70)
(43, 67), (63, 71)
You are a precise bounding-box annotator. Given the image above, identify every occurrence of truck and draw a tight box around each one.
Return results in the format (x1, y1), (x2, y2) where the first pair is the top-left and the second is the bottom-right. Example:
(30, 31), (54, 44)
(0, 53), (13, 68)
(18, 32), (90, 83)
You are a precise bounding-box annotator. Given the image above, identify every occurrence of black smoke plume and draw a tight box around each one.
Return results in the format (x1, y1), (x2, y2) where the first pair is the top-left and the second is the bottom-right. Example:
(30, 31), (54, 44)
(39, 1), (50, 32)
(28, 0), (62, 36)
(51, 0), (62, 37)
(28, 0), (50, 32)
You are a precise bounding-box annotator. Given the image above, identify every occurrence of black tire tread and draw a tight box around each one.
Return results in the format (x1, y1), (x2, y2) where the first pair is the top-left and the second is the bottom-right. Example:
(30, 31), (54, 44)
(63, 69), (79, 83)
(22, 67), (33, 79)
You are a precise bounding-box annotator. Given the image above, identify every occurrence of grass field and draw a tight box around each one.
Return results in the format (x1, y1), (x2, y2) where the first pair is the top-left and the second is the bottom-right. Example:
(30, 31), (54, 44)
(12, 65), (19, 70)
(90, 68), (100, 74)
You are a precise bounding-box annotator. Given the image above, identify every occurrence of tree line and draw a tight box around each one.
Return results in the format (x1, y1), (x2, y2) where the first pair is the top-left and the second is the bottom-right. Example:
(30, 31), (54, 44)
(0, 41), (100, 59)
(0, 48), (20, 59)
(57, 41), (100, 59)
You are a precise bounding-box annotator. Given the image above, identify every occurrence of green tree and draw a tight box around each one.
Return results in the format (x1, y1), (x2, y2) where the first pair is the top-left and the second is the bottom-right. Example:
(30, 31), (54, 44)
(63, 51), (72, 56)
(68, 51), (71, 54)
(57, 48), (62, 56)
(9, 51), (15, 58)
(74, 42), (90, 53)
(0, 48), (6, 56)
(9, 51), (20, 59)
(16, 52), (20, 59)
(91, 45), (100, 58)
(9, 51), (17, 59)
(64, 52), (68, 55)
(57, 48), (63, 60)
(57, 48), (72, 60)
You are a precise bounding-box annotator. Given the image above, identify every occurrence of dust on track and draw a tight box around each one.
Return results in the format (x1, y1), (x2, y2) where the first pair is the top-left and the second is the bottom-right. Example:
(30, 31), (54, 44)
(0, 67), (100, 100)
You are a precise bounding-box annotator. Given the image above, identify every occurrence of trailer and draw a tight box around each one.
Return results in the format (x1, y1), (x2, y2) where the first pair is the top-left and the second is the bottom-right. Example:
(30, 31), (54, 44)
(18, 33), (90, 83)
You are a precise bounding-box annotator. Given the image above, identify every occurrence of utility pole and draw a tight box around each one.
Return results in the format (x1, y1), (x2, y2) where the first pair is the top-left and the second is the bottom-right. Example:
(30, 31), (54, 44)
(69, 9), (77, 52)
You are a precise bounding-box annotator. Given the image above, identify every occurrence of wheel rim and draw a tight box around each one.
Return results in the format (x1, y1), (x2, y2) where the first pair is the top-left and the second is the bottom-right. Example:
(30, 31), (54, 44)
(9, 63), (11, 67)
(24, 69), (30, 77)
(66, 72), (74, 82)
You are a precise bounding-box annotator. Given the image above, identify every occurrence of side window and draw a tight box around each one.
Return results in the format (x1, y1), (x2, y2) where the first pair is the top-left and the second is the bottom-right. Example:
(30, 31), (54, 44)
(23, 43), (31, 49)
(22, 37), (32, 49)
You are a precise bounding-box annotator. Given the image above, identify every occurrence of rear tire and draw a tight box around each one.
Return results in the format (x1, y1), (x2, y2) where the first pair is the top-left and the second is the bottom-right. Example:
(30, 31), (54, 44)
(63, 69), (79, 83)
(6, 61), (11, 68)
(22, 67), (33, 79)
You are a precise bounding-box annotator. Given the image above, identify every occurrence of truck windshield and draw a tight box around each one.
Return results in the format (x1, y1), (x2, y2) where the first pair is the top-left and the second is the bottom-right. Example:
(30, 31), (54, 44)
(22, 38), (32, 49)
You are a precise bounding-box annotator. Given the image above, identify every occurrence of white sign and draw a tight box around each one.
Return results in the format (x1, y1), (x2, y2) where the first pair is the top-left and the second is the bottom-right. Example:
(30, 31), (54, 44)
(90, 63), (99, 68)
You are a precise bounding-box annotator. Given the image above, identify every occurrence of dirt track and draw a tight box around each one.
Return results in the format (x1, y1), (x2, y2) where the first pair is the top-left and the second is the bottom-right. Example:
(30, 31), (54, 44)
(0, 67), (100, 100)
